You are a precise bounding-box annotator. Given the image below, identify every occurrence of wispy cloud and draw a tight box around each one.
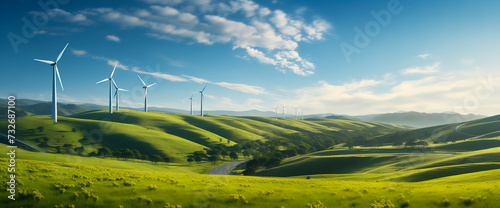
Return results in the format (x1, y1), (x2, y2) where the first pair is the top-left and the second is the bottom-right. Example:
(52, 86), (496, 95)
(71, 49), (87, 56)
(54, 0), (330, 76)
(105, 35), (121, 42)
(401, 62), (440, 75)
(418, 53), (431, 59)
(215, 82), (267, 95)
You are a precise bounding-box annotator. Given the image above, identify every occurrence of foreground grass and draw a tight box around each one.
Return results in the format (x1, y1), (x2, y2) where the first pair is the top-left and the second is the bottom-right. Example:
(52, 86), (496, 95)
(1, 158), (500, 208)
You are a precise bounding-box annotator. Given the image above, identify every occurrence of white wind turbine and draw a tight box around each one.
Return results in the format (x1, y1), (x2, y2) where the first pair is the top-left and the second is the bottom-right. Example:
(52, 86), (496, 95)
(113, 81), (128, 112)
(275, 105), (279, 119)
(34, 43), (69, 123)
(138, 75), (157, 112)
(293, 106), (300, 120)
(96, 62), (118, 114)
(199, 84), (207, 117)
(281, 104), (286, 119)
(301, 110), (304, 120)
(189, 94), (194, 115)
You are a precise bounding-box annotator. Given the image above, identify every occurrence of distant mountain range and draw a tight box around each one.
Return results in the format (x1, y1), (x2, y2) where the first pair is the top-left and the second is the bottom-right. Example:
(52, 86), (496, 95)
(0, 98), (486, 128)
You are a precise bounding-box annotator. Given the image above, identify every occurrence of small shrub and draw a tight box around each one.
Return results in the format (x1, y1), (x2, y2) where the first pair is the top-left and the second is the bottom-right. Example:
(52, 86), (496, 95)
(259, 189), (274, 196)
(305, 200), (327, 208)
(440, 196), (451, 207)
(459, 196), (474, 206)
(148, 185), (159, 190)
(229, 194), (248, 204)
(19, 188), (44, 201)
(123, 180), (136, 186)
(71, 192), (79, 200)
(164, 203), (182, 208)
(370, 199), (395, 208)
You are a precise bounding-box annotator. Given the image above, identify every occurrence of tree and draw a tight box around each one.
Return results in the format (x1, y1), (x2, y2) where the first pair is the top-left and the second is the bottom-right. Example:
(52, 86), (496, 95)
(208, 155), (221, 165)
(55, 146), (62, 154)
(38, 126), (44, 132)
(221, 150), (228, 160)
(72, 128), (77, 132)
(392, 141), (403, 148)
(416, 140), (429, 148)
(242, 149), (251, 158)
(121, 148), (134, 160)
(63, 144), (73, 154)
(141, 155), (149, 161)
(187, 158), (194, 164)
(229, 151), (238, 160)
(74, 146), (85, 156)
(150, 155), (163, 164)
(133, 150), (142, 159)
(194, 155), (202, 163)
(97, 147), (112, 157)
(405, 139), (418, 148)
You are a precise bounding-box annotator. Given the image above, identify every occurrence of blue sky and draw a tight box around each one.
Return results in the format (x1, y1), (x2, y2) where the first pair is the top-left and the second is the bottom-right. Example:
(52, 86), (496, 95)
(2, 0), (500, 116)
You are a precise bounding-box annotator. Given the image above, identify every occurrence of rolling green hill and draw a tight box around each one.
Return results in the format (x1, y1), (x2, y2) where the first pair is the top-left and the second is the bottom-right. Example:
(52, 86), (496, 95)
(255, 114), (500, 180)
(3, 109), (407, 163)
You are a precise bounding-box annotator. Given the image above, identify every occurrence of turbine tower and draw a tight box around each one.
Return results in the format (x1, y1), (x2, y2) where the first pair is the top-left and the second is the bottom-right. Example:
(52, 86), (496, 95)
(301, 110), (304, 120)
(281, 104), (286, 119)
(293, 106), (300, 120)
(275, 105), (279, 119)
(34, 43), (69, 123)
(138, 75), (157, 112)
(199, 84), (207, 117)
(113, 81), (128, 112)
(96, 62), (118, 114)
(189, 94), (194, 115)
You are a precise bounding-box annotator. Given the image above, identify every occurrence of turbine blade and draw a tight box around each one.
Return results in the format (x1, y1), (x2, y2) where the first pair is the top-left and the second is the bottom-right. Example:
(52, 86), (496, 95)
(118, 88), (128, 91)
(55, 65), (64, 91)
(114, 90), (117, 98)
(201, 83), (207, 92)
(96, 78), (108, 84)
(56, 43), (69, 63)
(34, 59), (55, 65)
(138, 75), (146, 86)
(110, 62), (117, 78)
(112, 79), (118, 89)
(147, 83), (157, 88)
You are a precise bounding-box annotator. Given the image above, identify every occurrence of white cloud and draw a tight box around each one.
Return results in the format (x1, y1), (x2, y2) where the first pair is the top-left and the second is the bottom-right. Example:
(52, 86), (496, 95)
(418, 53), (431, 59)
(401, 62), (440, 75)
(105, 35), (121, 42)
(44, 9), (92, 25)
(215, 82), (267, 95)
(68, 0), (329, 76)
(71, 49), (87, 56)
(183, 75), (210, 84)
(282, 69), (500, 116)
(245, 47), (276, 65)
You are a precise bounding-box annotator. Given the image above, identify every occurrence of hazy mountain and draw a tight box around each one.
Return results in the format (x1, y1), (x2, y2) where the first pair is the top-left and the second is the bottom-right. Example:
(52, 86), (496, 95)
(0, 99), (486, 128)
(349, 111), (486, 128)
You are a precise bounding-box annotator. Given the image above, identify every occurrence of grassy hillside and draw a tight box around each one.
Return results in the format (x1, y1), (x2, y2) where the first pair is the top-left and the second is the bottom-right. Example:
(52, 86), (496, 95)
(255, 114), (500, 178)
(351, 111), (485, 128)
(5, 109), (406, 163)
(1, 157), (499, 208)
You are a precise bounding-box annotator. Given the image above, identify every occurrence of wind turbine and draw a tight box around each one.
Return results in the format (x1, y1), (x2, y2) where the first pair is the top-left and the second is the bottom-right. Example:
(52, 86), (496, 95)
(293, 106), (300, 120)
(301, 110), (304, 120)
(281, 104), (286, 119)
(199, 84), (207, 117)
(96, 62), (118, 114)
(189, 94), (194, 115)
(138, 75), (157, 112)
(34, 43), (68, 123)
(113, 81), (128, 112)
(274, 105), (279, 119)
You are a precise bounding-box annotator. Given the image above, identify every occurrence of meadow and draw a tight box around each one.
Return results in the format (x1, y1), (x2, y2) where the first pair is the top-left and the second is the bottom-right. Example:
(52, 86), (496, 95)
(1, 156), (500, 208)
(2, 111), (500, 207)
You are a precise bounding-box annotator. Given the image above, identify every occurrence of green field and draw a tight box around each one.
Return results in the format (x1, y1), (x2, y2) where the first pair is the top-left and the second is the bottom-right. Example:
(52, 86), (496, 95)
(2, 110), (500, 207)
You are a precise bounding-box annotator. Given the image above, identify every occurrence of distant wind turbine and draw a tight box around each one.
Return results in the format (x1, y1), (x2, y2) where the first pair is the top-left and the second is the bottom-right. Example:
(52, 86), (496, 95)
(34, 43), (69, 123)
(138, 75), (157, 112)
(96, 62), (118, 114)
(113, 81), (128, 112)
(293, 106), (300, 120)
(300, 110), (304, 120)
(275, 105), (279, 119)
(189, 94), (194, 115)
(199, 84), (207, 117)
(281, 104), (286, 119)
